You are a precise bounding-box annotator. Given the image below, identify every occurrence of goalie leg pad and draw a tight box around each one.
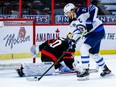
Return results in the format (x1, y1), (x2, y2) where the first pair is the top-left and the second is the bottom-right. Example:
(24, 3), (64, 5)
(22, 62), (55, 76)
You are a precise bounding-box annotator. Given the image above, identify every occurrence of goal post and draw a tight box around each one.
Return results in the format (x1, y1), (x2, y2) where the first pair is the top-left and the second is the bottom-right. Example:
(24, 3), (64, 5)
(0, 18), (36, 63)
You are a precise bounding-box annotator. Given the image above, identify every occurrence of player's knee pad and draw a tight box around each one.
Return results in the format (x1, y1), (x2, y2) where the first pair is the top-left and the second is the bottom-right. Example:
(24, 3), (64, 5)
(80, 44), (91, 56)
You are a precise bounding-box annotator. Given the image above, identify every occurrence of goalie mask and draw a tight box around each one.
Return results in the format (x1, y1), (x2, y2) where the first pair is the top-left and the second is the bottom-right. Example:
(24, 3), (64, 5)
(66, 32), (73, 40)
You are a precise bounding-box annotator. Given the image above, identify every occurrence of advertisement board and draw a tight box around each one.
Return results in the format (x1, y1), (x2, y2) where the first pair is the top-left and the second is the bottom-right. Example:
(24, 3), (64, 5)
(36, 25), (116, 50)
(0, 26), (33, 54)
(0, 25), (116, 54)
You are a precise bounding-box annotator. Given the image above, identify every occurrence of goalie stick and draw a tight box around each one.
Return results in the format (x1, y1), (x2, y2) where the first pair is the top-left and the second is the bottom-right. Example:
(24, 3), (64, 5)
(27, 30), (87, 81)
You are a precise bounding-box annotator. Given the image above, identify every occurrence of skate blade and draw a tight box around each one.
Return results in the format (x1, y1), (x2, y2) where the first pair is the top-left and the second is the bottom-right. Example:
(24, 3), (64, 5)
(77, 76), (89, 81)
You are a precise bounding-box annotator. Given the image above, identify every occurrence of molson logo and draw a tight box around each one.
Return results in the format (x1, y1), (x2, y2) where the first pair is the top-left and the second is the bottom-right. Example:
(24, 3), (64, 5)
(36, 29), (60, 42)
(3, 27), (30, 49)
(18, 27), (26, 38)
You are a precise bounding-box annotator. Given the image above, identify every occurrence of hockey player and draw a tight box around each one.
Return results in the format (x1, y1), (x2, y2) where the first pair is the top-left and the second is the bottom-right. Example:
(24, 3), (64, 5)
(63, 3), (112, 80)
(16, 33), (76, 77)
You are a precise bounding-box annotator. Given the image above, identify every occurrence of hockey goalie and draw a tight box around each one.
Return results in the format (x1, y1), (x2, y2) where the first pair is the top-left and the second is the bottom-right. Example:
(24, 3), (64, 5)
(16, 33), (78, 77)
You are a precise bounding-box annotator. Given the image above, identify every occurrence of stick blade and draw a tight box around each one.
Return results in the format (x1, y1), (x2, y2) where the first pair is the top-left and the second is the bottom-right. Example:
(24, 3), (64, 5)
(26, 77), (39, 81)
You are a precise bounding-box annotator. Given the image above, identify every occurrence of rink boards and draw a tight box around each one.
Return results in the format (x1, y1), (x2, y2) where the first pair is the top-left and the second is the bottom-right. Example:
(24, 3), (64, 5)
(0, 25), (116, 59)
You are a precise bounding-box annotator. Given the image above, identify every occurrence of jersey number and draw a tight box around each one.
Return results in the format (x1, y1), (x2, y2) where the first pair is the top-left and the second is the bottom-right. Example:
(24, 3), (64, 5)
(50, 40), (62, 48)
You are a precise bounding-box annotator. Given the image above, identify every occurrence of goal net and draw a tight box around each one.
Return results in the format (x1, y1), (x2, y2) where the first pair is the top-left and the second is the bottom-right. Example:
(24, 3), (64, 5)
(0, 19), (36, 70)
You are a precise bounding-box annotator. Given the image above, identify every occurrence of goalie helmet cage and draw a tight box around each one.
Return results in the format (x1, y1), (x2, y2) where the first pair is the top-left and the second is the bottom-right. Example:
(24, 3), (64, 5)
(0, 19), (36, 69)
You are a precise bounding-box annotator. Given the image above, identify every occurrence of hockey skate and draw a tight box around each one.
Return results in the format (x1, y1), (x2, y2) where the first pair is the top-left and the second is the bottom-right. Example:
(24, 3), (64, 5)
(100, 65), (113, 77)
(76, 69), (90, 81)
(16, 65), (24, 77)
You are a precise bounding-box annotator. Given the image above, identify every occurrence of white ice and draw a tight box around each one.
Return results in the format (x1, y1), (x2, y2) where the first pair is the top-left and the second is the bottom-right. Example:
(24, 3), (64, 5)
(0, 55), (116, 87)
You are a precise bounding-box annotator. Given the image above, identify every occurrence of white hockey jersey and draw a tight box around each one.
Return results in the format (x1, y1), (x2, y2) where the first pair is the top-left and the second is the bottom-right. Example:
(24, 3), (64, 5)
(70, 5), (103, 41)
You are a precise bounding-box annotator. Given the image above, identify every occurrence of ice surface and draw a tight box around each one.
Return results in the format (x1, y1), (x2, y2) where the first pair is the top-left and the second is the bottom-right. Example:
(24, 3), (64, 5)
(0, 55), (116, 87)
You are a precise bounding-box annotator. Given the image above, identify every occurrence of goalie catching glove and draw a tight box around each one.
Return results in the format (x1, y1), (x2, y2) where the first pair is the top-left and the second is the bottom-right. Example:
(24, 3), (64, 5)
(30, 45), (40, 57)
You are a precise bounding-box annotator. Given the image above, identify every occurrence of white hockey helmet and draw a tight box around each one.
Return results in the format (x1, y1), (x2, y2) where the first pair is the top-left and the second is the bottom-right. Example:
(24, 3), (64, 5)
(63, 3), (75, 16)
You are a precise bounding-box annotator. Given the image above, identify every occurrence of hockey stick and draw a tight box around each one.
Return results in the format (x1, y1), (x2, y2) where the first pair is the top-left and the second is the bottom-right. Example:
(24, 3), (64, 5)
(28, 30), (87, 81)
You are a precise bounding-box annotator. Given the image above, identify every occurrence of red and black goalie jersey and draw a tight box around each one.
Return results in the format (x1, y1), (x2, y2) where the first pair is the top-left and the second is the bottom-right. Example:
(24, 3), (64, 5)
(39, 37), (75, 69)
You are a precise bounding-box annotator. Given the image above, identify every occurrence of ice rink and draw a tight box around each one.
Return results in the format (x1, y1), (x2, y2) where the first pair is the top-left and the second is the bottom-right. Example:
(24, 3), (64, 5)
(0, 54), (116, 87)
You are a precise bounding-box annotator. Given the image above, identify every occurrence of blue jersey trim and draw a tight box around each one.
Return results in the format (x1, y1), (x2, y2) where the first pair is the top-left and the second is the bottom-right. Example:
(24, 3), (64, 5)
(98, 62), (105, 67)
(94, 24), (104, 32)
(89, 5), (96, 12)
(82, 61), (89, 63)
(96, 57), (103, 63)
(76, 8), (88, 18)
(86, 20), (93, 24)
(81, 56), (89, 58)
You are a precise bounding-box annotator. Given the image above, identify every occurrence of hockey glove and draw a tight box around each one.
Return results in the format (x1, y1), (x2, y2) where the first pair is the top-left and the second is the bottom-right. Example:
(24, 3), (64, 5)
(86, 23), (93, 32)
(30, 45), (36, 55)
(30, 45), (40, 57)
(68, 39), (76, 47)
